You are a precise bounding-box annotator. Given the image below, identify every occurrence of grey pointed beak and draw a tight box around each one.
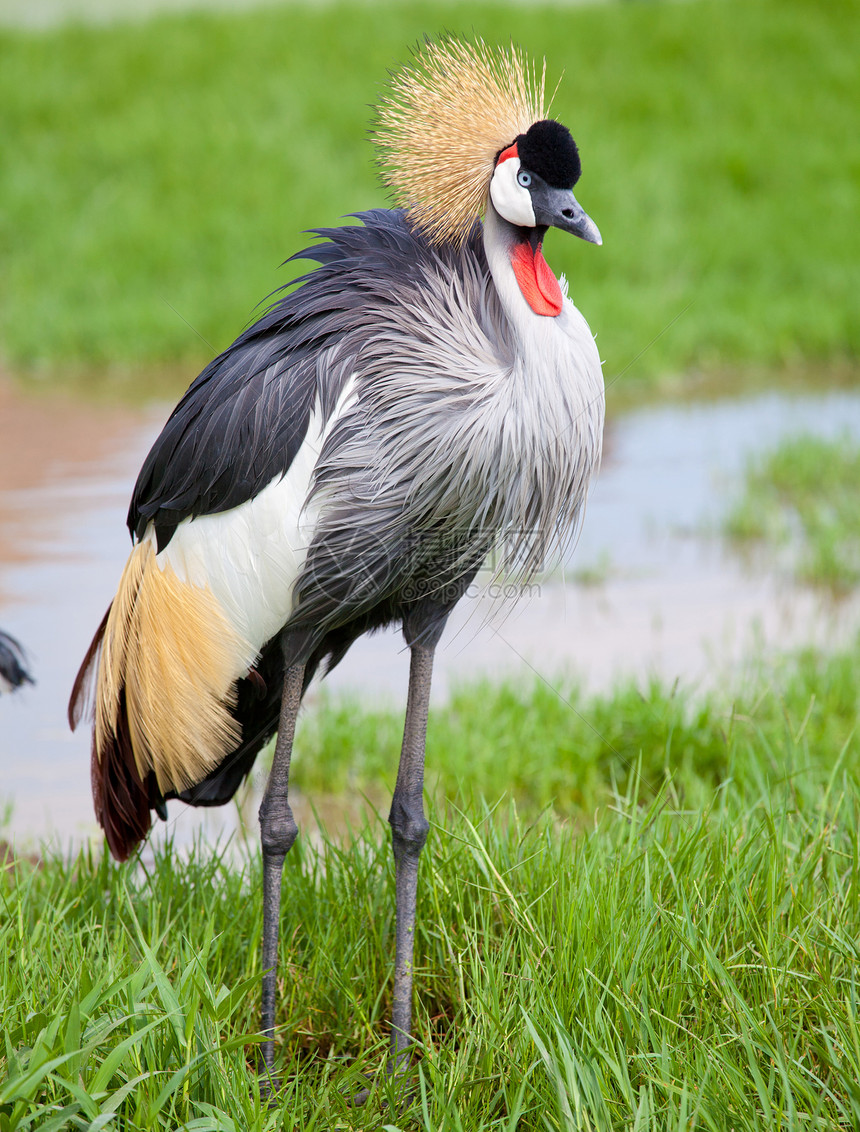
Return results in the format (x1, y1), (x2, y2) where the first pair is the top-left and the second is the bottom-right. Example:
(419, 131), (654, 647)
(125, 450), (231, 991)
(532, 186), (602, 246)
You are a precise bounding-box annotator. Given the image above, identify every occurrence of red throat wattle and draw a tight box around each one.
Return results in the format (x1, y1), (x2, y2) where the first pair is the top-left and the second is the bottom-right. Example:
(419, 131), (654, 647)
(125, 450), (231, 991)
(509, 239), (563, 317)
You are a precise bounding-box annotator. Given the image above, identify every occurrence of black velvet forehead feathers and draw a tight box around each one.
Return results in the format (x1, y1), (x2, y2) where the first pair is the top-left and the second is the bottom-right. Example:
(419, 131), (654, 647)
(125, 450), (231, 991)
(516, 119), (581, 188)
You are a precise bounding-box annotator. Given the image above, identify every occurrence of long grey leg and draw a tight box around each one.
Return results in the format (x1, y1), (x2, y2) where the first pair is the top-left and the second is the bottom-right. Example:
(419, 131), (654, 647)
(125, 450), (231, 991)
(388, 641), (436, 1076)
(259, 660), (304, 1091)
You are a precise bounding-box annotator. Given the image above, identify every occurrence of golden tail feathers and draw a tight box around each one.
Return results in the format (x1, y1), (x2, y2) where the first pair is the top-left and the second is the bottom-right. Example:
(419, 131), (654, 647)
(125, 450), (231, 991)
(69, 540), (254, 859)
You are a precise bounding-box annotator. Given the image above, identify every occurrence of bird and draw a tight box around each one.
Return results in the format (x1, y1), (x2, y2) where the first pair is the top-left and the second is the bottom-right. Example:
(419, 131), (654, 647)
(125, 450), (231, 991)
(0, 630), (33, 694)
(69, 37), (605, 1097)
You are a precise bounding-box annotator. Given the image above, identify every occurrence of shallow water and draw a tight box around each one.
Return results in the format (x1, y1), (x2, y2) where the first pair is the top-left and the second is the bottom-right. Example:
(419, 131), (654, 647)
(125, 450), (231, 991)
(2, 380), (860, 850)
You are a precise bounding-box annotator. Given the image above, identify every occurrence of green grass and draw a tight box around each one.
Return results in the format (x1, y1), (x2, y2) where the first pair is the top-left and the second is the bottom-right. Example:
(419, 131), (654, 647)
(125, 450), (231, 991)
(726, 432), (860, 591)
(289, 640), (860, 819)
(1, 0), (859, 392)
(5, 640), (860, 1128)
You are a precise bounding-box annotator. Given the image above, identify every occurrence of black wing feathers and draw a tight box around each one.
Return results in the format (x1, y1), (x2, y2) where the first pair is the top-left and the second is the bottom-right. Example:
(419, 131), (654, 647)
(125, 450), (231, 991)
(128, 210), (422, 550)
(129, 343), (318, 549)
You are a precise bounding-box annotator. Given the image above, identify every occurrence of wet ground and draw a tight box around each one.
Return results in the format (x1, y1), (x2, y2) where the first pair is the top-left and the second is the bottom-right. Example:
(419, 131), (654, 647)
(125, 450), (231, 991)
(3, 378), (860, 850)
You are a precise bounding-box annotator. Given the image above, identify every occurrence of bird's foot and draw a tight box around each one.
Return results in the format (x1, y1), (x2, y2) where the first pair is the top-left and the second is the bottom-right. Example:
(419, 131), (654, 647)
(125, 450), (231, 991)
(349, 1085), (372, 1108)
(258, 1060), (281, 1109)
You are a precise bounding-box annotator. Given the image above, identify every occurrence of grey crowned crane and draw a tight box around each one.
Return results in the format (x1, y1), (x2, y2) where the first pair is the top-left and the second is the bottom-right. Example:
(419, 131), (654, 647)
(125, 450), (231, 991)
(0, 630), (33, 694)
(69, 38), (605, 1094)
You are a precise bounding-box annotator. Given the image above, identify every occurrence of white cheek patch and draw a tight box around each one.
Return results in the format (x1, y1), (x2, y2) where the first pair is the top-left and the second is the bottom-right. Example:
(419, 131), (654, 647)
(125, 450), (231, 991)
(489, 156), (536, 228)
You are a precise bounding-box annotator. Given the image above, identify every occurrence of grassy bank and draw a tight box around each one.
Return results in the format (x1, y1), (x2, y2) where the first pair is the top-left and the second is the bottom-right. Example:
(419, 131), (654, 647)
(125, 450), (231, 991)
(726, 432), (860, 593)
(1, 0), (858, 391)
(290, 639), (860, 820)
(4, 639), (860, 1128)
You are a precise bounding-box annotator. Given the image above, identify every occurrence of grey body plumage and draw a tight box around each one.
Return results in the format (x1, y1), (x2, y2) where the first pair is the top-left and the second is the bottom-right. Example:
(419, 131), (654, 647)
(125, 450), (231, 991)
(131, 206), (603, 659)
(290, 208), (604, 639)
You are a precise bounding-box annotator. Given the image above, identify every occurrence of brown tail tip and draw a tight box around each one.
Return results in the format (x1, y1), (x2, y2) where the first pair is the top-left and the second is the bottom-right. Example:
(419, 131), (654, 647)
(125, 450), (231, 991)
(71, 605), (153, 861)
(91, 688), (153, 861)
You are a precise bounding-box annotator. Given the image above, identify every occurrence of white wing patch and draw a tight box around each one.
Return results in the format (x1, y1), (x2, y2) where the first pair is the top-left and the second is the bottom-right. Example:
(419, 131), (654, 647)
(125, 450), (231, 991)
(152, 377), (357, 673)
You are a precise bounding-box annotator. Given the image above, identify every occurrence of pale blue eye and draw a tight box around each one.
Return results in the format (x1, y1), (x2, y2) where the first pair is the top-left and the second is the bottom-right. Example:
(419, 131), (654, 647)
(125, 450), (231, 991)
(517, 170), (532, 188)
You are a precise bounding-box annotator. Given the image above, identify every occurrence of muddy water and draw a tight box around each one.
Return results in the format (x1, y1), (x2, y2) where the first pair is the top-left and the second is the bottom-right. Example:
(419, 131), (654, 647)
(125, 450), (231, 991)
(3, 379), (860, 850)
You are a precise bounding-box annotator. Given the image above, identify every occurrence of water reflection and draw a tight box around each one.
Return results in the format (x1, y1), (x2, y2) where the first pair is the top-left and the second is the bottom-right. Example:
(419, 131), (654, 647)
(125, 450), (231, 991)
(3, 381), (860, 849)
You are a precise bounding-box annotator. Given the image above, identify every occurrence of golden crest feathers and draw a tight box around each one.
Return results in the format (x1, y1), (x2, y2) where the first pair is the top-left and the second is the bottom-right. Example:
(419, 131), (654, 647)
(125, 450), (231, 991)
(373, 37), (546, 247)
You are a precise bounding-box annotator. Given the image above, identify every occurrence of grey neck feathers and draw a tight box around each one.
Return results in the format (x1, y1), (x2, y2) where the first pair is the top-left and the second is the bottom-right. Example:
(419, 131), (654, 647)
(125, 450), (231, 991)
(475, 200), (606, 574)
